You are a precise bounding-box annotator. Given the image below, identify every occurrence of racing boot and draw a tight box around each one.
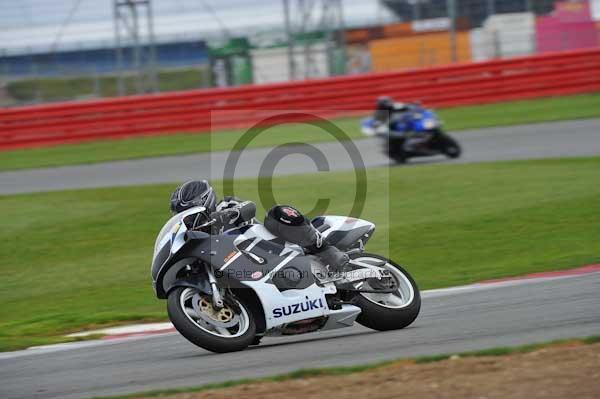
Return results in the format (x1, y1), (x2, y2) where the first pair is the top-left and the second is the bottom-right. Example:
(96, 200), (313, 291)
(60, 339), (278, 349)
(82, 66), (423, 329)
(311, 244), (351, 277)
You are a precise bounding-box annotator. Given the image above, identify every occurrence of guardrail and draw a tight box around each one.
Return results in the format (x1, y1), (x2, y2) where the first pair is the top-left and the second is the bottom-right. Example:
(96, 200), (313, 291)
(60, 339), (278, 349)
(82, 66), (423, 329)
(1, 48), (600, 151)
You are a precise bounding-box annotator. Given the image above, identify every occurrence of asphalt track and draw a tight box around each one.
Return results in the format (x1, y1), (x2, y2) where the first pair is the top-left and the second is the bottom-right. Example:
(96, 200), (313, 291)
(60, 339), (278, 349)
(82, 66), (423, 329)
(1, 119), (599, 399)
(1, 272), (599, 399)
(1, 118), (600, 195)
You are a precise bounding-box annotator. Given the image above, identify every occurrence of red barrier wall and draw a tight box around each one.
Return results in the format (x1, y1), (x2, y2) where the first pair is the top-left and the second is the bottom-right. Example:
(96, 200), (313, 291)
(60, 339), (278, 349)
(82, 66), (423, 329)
(1, 48), (600, 151)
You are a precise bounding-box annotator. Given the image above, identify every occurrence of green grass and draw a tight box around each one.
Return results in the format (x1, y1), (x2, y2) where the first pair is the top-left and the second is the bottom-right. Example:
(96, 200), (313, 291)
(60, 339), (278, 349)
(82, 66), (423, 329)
(5, 67), (211, 102)
(0, 117), (365, 172)
(0, 156), (599, 351)
(437, 92), (600, 130)
(413, 339), (584, 363)
(1, 92), (599, 172)
(92, 336), (600, 399)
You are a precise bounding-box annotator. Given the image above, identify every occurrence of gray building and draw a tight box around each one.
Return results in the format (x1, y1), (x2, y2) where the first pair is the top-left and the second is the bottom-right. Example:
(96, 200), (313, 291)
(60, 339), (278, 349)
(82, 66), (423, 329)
(382, 0), (556, 27)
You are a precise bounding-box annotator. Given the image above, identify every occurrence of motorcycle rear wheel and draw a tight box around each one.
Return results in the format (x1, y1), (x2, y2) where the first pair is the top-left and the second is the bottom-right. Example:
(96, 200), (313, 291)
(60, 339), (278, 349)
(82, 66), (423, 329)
(167, 287), (256, 353)
(435, 130), (461, 159)
(350, 253), (421, 331)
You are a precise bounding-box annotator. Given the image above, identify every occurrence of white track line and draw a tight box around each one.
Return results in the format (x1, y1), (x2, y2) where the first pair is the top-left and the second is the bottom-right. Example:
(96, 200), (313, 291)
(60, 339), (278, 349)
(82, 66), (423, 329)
(1, 269), (598, 360)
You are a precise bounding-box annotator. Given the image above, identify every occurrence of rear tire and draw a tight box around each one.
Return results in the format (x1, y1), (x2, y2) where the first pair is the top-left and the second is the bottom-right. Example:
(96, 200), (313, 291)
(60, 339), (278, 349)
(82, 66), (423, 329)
(351, 254), (421, 331)
(167, 287), (256, 353)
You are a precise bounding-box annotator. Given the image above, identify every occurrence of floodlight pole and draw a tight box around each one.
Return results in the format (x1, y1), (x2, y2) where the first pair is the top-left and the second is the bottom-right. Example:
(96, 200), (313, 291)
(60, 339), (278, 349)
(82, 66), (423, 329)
(113, 0), (158, 95)
(283, 0), (296, 80)
(282, 0), (345, 80)
(447, 0), (457, 63)
(412, 0), (421, 21)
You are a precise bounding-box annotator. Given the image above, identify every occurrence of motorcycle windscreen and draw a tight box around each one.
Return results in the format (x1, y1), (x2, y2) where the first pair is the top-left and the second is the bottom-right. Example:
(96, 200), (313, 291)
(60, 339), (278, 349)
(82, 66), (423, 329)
(151, 215), (181, 279)
(151, 206), (207, 279)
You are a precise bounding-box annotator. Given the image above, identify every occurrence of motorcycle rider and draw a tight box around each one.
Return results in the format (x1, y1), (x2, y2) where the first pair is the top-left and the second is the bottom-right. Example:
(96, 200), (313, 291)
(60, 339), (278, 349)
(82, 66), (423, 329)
(169, 179), (255, 234)
(373, 96), (408, 131)
(373, 96), (432, 152)
(169, 180), (350, 274)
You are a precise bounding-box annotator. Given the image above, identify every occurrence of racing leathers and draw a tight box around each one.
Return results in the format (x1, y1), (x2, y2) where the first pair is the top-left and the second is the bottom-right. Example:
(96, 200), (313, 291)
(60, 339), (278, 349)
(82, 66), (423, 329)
(373, 99), (433, 152)
(211, 200), (349, 273)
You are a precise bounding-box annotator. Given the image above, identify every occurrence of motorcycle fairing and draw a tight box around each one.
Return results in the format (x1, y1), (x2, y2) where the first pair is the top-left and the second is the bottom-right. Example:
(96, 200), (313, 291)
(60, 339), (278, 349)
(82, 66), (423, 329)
(361, 105), (441, 137)
(242, 273), (328, 330)
(409, 109), (440, 132)
(152, 210), (208, 297)
(153, 220), (317, 296)
(152, 212), (371, 329)
(221, 237), (316, 291)
(151, 206), (209, 280)
(315, 216), (375, 250)
(242, 272), (363, 331)
(223, 246), (363, 331)
(235, 224), (305, 255)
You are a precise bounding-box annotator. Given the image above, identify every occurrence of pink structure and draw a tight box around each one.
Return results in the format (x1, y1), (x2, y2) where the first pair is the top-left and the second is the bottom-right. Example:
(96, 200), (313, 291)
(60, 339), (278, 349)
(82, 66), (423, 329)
(536, 1), (599, 53)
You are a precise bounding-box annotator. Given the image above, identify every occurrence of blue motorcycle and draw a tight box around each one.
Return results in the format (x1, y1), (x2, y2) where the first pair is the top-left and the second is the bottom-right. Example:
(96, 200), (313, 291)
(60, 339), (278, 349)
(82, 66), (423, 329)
(361, 103), (461, 163)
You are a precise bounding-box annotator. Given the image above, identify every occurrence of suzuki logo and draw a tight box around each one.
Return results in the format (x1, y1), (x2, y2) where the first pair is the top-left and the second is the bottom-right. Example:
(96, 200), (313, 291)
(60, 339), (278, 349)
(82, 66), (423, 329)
(272, 296), (324, 318)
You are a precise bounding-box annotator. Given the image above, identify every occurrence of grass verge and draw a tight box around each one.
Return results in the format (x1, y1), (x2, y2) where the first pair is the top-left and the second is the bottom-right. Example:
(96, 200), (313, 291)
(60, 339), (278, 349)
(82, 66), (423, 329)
(5, 67), (211, 103)
(91, 336), (600, 399)
(1, 92), (599, 172)
(0, 156), (599, 350)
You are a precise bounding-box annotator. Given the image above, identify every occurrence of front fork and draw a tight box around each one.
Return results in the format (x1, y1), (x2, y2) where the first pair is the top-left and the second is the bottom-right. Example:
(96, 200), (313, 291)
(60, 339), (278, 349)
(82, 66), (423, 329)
(205, 264), (224, 310)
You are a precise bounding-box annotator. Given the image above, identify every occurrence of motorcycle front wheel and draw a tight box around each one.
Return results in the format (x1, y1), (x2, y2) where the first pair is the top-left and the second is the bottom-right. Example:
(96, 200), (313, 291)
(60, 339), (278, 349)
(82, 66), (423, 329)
(386, 138), (408, 163)
(167, 287), (256, 353)
(350, 253), (421, 331)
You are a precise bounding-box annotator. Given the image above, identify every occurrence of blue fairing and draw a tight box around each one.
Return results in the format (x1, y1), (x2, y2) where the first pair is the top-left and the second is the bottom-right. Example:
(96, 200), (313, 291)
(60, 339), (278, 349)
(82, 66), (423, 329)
(410, 109), (439, 133)
(361, 118), (374, 128)
(364, 106), (440, 136)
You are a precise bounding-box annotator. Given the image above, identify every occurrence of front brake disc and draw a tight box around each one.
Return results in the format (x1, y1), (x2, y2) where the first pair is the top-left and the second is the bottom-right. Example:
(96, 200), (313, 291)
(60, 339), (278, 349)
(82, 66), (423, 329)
(191, 293), (240, 328)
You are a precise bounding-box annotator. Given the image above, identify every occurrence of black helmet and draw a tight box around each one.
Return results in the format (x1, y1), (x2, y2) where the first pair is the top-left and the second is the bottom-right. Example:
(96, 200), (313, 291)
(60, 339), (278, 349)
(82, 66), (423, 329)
(376, 96), (393, 110)
(169, 180), (217, 214)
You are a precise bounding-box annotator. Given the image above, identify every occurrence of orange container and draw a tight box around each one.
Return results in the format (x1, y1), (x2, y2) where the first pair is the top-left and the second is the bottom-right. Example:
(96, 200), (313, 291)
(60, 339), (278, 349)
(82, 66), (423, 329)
(369, 31), (472, 71)
(344, 27), (383, 44)
(382, 22), (412, 37)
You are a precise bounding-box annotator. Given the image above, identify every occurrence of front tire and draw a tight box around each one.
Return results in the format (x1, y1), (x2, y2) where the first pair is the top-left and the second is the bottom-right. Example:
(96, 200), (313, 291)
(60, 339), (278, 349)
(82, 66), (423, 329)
(351, 254), (421, 331)
(167, 287), (256, 353)
(386, 139), (408, 164)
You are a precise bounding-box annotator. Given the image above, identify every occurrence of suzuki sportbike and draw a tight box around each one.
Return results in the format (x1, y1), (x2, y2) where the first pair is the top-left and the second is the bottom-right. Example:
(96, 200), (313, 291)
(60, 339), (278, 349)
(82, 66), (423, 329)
(151, 206), (421, 353)
(361, 103), (461, 163)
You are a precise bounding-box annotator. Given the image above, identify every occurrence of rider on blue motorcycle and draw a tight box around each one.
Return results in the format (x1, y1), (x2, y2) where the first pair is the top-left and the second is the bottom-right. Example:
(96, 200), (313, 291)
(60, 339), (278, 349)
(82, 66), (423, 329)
(169, 180), (350, 274)
(373, 96), (433, 151)
(373, 96), (408, 133)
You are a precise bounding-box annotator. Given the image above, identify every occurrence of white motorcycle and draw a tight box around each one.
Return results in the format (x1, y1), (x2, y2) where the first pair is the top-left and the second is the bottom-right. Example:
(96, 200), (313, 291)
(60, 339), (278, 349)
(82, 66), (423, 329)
(151, 206), (421, 353)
